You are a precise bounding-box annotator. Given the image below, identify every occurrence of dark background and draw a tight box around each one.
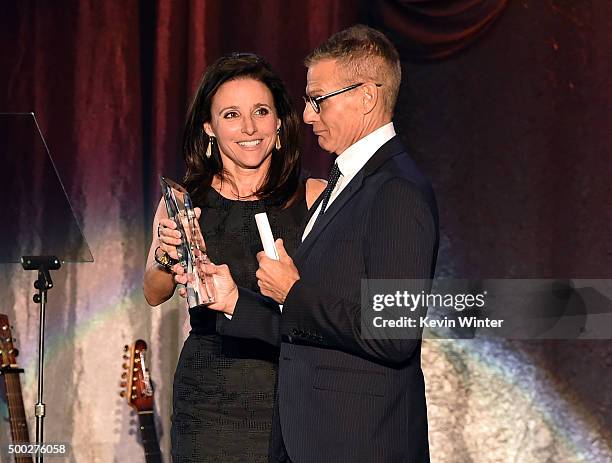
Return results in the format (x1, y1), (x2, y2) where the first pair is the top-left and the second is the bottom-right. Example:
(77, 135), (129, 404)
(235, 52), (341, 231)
(2, 0), (610, 278)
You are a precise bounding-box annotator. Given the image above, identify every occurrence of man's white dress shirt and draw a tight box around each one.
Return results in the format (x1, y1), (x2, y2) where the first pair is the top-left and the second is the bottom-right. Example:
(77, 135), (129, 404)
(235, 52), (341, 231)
(302, 122), (396, 241)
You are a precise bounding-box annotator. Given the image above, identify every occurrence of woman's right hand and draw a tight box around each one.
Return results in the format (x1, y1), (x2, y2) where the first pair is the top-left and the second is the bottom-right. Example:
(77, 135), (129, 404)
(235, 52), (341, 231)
(144, 200), (185, 306)
(157, 217), (182, 260)
(158, 207), (202, 262)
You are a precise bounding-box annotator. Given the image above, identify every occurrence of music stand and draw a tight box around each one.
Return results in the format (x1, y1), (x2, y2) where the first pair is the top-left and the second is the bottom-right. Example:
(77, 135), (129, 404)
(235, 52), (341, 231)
(0, 113), (93, 462)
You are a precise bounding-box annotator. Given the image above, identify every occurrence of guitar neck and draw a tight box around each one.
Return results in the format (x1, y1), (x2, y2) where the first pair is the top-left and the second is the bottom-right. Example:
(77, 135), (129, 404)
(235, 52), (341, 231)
(2, 369), (33, 463)
(137, 411), (162, 463)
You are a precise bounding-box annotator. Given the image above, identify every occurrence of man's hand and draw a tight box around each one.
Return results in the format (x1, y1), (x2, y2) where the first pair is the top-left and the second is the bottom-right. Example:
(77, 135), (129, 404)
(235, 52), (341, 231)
(256, 239), (300, 304)
(176, 262), (238, 316)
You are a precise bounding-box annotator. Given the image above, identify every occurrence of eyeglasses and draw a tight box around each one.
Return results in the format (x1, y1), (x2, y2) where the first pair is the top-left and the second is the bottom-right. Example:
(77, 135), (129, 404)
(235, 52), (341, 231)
(303, 82), (382, 114)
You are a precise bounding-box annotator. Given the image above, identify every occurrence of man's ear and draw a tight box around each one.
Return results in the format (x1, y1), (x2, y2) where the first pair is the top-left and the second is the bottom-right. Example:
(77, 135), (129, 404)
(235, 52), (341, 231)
(203, 122), (215, 137)
(362, 83), (378, 115)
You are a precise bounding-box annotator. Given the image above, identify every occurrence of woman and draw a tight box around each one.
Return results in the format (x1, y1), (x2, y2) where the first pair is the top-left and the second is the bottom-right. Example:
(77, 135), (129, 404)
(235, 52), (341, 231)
(143, 53), (324, 462)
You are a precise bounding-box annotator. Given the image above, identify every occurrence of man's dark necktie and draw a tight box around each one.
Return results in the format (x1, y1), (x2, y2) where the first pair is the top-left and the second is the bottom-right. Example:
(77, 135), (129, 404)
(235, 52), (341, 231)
(313, 162), (341, 227)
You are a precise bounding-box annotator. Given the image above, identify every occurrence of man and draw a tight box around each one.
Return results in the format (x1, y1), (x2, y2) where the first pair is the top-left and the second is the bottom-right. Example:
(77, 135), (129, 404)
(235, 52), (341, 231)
(209, 25), (439, 462)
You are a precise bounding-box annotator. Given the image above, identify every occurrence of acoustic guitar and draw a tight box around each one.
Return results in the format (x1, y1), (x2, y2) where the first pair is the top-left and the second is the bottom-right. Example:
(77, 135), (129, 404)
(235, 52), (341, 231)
(0, 313), (32, 463)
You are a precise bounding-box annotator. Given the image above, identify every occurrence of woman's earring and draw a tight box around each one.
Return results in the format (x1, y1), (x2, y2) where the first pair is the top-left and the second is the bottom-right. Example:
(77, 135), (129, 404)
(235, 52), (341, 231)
(206, 136), (215, 158)
(275, 129), (281, 150)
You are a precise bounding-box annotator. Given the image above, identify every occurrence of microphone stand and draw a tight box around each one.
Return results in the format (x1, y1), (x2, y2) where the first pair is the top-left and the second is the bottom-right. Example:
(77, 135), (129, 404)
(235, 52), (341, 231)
(21, 255), (61, 463)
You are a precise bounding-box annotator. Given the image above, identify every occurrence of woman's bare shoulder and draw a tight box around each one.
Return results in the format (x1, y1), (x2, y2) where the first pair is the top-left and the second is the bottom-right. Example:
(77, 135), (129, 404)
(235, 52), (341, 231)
(305, 178), (327, 209)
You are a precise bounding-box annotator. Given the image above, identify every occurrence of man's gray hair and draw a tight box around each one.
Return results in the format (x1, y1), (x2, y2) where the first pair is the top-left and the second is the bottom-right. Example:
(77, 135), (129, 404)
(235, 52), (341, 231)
(304, 25), (401, 115)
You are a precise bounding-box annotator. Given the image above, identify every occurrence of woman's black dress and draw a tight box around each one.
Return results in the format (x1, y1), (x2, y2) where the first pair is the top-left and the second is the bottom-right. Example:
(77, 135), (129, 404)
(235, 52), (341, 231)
(171, 186), (307, 462)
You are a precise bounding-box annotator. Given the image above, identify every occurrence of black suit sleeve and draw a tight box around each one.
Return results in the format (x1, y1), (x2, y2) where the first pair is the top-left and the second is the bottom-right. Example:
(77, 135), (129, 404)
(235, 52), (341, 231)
(281, 178), (437, 364)
(216, 286), (282, 344)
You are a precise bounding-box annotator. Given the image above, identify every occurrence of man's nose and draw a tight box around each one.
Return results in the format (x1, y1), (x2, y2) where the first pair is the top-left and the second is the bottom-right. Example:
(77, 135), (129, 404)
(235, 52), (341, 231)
(303, 102), (318, 125)
(242, 115), (257, 135)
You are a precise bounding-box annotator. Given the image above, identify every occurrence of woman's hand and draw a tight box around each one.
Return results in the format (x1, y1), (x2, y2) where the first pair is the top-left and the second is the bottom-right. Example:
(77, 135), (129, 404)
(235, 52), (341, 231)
(158, 217), (182, 260)
(144, 203), (203, 306)
(157, 207), (202, 261)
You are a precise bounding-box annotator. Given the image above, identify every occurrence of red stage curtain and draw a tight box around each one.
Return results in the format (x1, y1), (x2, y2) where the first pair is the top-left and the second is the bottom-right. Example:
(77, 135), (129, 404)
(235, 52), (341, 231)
(0, 2), (360, 458)
(368, 0), (508, 59)
(0, 0), (361, 222)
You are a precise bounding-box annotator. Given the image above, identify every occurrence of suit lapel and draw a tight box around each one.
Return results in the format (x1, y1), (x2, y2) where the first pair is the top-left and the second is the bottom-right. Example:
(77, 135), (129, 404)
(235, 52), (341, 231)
(295, 171), (364, 261)
(295, 136), (406, 261)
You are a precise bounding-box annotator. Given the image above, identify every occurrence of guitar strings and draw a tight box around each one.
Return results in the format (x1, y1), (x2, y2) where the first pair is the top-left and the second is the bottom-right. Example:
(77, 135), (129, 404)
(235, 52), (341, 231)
(5, 373), (29, 442)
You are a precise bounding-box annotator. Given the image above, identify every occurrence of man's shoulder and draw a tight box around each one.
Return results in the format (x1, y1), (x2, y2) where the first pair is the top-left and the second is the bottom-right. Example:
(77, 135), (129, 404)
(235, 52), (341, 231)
(361, 142), (437, 214)
(369, 147), (431, 193)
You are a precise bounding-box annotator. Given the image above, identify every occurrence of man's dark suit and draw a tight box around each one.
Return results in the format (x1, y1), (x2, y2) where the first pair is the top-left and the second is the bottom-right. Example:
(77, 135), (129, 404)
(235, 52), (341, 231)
(218, 135), (439, 463)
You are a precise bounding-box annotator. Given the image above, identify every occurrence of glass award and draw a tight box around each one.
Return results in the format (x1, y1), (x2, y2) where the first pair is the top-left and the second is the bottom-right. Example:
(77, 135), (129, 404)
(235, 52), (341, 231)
(160, 176), (216, 307)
